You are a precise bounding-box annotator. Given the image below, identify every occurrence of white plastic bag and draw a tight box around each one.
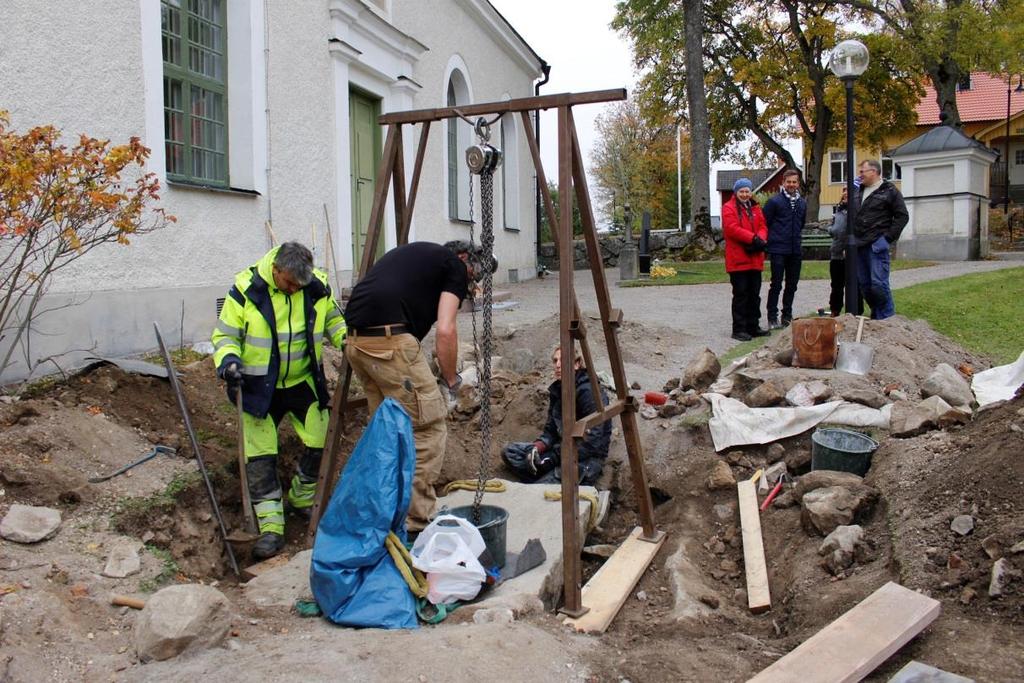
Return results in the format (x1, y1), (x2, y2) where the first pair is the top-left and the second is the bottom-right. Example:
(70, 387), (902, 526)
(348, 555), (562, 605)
(410, 515), (487, 604)
(411, 514), (486, 559)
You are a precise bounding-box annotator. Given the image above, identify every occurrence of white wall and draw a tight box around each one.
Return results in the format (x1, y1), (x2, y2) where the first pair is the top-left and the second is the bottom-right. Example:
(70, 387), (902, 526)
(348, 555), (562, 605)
(391, 0), (543, 284)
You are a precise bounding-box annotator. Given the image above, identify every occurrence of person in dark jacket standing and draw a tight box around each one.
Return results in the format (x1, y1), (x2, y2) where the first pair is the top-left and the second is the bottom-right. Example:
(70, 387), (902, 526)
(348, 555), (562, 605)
(826, 186), (863, 317)
(502, 346), (611, 487)
(854, 159), (909, 320)
(722, 178), (770, 341)
(763, 169), (807, 328)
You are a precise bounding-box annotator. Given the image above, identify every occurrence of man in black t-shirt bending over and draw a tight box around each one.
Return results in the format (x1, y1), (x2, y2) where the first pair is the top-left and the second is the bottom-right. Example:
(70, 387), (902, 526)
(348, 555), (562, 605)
(344, 240), (493, 532)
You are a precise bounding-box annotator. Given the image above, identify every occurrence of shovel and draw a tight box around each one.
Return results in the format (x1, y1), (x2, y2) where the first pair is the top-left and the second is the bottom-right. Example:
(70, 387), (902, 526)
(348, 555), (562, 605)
(227, 386), (260, 543)
(836, 316), (874, 375)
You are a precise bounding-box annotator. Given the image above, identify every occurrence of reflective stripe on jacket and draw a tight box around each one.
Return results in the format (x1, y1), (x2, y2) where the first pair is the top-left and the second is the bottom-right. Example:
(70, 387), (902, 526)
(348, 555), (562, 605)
(211, 247), (347, 418)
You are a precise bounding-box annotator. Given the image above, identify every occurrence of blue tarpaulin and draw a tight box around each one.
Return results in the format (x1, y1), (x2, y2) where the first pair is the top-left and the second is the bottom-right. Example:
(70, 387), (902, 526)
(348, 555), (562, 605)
(309, 397), (418, 629)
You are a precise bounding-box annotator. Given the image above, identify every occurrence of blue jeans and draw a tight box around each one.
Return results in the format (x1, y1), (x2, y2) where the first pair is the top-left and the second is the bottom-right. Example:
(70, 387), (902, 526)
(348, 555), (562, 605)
(856, 237), (894, 319)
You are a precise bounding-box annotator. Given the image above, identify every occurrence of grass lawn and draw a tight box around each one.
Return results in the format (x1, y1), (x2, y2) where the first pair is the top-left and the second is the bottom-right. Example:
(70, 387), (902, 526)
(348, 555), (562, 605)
(622, 258), (934, 287)
(894, 267), (1024, 364)
(721, 266), (1024, 365)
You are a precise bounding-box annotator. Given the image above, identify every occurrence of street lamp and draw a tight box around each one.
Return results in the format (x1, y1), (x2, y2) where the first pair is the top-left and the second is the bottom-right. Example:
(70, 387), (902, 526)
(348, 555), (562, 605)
(1004, 74), (1024, 214)
(829, 39), (869, 316)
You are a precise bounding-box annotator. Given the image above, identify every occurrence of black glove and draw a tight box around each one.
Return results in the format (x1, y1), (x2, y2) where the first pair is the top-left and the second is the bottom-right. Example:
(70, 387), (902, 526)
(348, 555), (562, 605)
(750, 236), (767, 253)
(222, 361), (242, 397)
(527, 447), (557, 477)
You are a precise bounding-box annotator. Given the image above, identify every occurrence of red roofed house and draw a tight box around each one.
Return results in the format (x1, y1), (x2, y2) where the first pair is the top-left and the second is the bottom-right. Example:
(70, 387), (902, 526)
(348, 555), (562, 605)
(815, 72), (1024, 218)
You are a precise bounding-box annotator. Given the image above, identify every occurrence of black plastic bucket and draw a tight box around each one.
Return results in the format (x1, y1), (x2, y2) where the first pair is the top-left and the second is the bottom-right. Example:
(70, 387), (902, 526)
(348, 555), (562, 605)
(448, 504), (509, 568)
(811, 427), (879, 476)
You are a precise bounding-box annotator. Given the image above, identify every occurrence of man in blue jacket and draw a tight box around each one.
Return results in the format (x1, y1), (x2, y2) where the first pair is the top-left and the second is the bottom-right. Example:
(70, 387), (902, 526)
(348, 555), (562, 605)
(763, 169), (807, 328)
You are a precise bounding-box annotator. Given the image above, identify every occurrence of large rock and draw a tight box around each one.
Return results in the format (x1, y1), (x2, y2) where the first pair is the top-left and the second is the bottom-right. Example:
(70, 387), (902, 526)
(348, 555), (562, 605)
(0, 504), (61, 543)
(103, 539), (142, 578)
(840, 388), (888, 409)
(745, 381), (786, 408)
(793, 470), (865, 502)
(134, 584), (232, 662)
(921, 363), (974, 408)
(801, 486), (876, 536)
(818, 524), (866, 575)
(504, 349), (536, 375)
(681, 349), (721, 392)
(786, 381), (833, 407)
(705, 461), (736, 491)
(988, 558), (1022, 597)
(918, 395), (971, 427)
(244, 550), (313, 607)
(889, 400), (937, 437)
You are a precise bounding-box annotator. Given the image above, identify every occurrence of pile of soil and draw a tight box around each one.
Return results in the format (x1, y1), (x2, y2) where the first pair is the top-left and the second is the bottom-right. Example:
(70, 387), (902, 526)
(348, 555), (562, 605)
(742, 313), (990, 399)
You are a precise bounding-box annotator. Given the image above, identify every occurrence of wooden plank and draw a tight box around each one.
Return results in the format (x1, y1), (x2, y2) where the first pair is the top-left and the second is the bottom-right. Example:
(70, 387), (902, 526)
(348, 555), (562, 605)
(571, 399), (626, 438)
(563, 526), (666, 634)
(749, 582), (941, 683)
(241, 553), (291, 581)
(378, 88), (627, 124)
(738, 478), (771, 613)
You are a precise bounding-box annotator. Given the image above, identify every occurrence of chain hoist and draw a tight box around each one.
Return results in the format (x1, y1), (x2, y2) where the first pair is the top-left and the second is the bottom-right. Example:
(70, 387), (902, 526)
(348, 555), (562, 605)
(461, 115), (502, 522)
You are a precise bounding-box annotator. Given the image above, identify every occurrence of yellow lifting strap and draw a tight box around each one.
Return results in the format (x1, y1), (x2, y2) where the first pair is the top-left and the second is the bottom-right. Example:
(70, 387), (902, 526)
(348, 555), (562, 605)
(385, 532), (428, 599)
(442, 479), (507, 496)
(543, 489), (601, 532)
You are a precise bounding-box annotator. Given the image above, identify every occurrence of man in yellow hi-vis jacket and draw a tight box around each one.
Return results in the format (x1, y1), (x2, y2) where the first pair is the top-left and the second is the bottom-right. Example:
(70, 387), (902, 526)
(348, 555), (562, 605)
(212, 242), (346, 559)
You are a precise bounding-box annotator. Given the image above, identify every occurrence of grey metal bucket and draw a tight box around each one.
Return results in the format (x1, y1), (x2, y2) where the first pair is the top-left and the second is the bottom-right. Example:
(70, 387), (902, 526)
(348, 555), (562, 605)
(447, 504), (509, 568)
(811, 427), (879, 476)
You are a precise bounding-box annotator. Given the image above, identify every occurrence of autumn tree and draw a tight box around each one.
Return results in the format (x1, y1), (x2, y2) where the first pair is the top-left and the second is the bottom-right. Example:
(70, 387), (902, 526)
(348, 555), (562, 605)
(0, 112), (174, 380)
(540, 180), (583, 241)
(826, 0), (1024, 128)
(614, 0), (921, 218)
(590, 99), (689, 233)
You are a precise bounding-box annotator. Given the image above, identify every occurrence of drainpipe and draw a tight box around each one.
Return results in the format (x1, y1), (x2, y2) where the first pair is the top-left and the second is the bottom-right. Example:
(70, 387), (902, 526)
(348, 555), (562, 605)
(534, 61), (551, 270)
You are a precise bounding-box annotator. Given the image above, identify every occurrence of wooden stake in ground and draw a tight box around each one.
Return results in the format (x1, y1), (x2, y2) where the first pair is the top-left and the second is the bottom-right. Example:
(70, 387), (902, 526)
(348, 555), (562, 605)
(738, 478), (771, 613)
(748, 582), (941, 683)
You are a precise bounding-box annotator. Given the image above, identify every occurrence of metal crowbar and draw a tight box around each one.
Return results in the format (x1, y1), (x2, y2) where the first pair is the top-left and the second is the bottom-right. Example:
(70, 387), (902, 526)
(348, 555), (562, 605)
(88, 445), (177, 483)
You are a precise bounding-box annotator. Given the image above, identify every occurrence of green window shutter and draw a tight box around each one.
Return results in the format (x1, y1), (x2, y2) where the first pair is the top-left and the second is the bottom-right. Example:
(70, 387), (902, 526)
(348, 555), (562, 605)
(161, 0), (228, 187)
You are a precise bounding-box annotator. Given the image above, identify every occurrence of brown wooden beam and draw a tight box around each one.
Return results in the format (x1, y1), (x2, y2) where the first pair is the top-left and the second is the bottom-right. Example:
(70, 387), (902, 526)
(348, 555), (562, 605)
(399, 121), (431, 244)
(568, 108), (658, 542)
(379, 89), (626, 125)
(557, 105), (586, 619)
(571, 399), (626, 439)
(357, 124), (399, 280)
(391, 125), (407, 248)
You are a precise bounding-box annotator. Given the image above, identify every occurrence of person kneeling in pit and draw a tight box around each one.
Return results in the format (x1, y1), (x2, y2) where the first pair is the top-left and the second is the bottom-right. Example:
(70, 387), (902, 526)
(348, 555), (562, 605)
(501, 346), (611, 486)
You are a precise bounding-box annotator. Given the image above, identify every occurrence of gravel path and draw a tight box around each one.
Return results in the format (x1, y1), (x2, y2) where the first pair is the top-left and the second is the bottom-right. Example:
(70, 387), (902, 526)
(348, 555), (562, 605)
(461, 257), (1022, 390)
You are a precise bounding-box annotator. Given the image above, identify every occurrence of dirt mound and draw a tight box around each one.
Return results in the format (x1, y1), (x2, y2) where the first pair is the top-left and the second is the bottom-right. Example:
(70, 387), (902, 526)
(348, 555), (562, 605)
(869, 396), (1024, 615)
(742, 314), (990, 399)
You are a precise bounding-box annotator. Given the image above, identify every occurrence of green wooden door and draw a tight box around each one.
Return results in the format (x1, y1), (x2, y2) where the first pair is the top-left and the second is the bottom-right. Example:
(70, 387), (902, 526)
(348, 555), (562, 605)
(350, 90), (383, 269)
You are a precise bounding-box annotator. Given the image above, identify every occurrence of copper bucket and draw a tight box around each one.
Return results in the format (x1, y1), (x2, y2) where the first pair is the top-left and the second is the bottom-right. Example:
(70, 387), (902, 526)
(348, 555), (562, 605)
(791, 318), (839, 369)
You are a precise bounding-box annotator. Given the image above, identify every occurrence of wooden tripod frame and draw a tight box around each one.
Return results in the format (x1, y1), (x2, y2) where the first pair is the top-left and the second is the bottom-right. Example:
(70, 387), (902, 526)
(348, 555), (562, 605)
(306, 88), (662, 617)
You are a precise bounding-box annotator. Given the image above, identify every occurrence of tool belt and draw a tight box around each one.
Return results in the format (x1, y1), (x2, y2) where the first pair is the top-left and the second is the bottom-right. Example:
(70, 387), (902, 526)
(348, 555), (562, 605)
(350, 324), (411, 338)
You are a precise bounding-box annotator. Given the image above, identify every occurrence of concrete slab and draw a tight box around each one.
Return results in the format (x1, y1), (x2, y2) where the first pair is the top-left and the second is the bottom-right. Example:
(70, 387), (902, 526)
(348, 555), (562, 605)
(242, 550), (312, 607)
(436, 479), (602, 610)
(888, 661), (974, 683)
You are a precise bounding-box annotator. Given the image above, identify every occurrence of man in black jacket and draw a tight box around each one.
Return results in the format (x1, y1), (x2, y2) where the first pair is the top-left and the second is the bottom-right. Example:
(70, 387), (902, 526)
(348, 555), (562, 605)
(501, 346), (611, 486)
(763, 169), (807, 328)
(854, 160), (909, 320)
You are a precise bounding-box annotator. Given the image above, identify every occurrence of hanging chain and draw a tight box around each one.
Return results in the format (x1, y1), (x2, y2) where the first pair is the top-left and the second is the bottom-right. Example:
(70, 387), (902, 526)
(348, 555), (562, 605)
(463, 116), (501, 522)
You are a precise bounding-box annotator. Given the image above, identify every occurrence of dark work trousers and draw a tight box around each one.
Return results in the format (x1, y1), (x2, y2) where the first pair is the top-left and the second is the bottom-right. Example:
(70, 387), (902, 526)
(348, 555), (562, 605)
(767, 253), (802, 322)
(729, 269), (762, 335)
(829, 259), (864, 317)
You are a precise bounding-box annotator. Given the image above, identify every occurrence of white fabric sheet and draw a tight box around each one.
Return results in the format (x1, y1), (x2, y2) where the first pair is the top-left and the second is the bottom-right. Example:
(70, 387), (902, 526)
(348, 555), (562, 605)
(972, 350), (1024, 407)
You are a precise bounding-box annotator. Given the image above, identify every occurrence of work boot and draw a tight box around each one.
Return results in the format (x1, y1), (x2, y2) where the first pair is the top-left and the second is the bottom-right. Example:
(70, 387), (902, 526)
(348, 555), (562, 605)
(252, 532), (286, 560)
(781, 318), (792, 327)
(750, 328), (771, 337)
(768, 320), (783, 330)
(731, 332), (752, 342)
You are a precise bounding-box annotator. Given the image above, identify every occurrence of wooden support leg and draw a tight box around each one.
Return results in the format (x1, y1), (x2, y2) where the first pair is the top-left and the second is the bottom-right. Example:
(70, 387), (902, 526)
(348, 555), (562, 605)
(556, 105), (587, 619)
(568, 109), (659, 542)
(306, 354), (353, 542)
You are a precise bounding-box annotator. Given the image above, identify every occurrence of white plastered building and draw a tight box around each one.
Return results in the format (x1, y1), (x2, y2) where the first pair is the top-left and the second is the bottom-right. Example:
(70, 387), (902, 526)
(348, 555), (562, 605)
(0, 0), (547, 382)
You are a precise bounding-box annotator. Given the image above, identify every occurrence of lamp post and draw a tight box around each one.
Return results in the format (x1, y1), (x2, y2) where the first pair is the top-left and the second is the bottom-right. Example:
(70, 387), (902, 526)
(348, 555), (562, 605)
(1004, 75), (1024, 214)
(677, 123), (684, 232)
(829, 39), (870, 316)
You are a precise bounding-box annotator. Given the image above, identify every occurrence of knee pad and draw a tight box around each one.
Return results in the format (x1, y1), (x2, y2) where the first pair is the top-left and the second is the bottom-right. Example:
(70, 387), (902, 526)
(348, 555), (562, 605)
(246, 456), (282, 502)
(297, 447), (322, 483)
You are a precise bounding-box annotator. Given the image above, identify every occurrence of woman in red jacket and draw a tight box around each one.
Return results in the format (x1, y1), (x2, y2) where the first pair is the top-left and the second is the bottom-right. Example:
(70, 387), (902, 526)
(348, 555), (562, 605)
(722, 178), (770, 341)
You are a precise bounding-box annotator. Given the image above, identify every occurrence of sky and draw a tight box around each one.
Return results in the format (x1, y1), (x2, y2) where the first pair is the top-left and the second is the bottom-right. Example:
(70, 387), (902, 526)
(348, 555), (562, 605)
(488, 0), (803, 221)
(487, 0), (637, 215)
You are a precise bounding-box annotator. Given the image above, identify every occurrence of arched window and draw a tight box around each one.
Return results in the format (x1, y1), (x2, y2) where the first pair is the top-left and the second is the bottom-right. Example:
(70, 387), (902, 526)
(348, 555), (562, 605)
(445, 66), (471, 221)
(500, 114), (519, 229)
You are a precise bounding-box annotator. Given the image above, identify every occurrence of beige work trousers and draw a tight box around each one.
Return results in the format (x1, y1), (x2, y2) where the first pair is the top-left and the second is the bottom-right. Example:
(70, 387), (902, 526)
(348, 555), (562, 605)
(345, 332), (448, 532)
